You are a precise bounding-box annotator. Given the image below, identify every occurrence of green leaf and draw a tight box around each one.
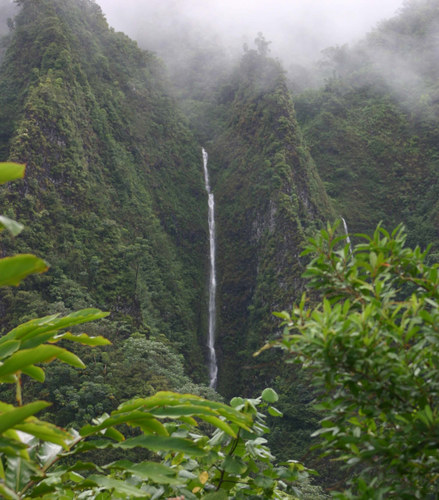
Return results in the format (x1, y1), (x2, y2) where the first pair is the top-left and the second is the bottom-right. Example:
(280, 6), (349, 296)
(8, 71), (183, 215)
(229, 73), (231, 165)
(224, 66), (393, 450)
(261, 388), (279, 403)
(15, 421), (71, 447)
(119, 392), (252, 429)
(222, 456), (247, 475)
(21, 365), (45, 382)
(0, 401), (50, 434)
(267, 406), (283, 417)
(0, 255), (48, 286)
(106, 460), (179, 484)
(50, 348), (86, 369)
(253, 475), (275, 488)
(148, 405), (219, 419)
(0, 216), (24, 237)
(230, 397), (244, 408)
(5, 309), (109, 343)
(117, 435), (206, 456)
(52, 333), (111, 346)
(1, 315), (59, 344)
(198, 415), (237, 438)
(4, 457), (34, 493)
(0, 345), (85, 380)
(0, 163), (25, 184)
(80, 412), (168, 437)
(79, 475), (147, 497)
(203, 491), (228, 499)
(0, 435), (28, 457)
(102, 427), (125, 442)
(0, 340), (20, 361)
(0, 482), (20, 500)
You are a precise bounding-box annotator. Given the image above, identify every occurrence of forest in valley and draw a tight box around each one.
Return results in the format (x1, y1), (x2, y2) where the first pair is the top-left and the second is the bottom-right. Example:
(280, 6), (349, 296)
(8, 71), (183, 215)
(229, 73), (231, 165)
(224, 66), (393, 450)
(0, 0), (438, 497)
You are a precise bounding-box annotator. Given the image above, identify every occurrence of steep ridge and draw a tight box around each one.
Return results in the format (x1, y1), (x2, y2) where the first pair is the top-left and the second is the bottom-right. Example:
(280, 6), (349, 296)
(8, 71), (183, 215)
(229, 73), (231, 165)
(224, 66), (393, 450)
(0, 0), (209, 389)
(208, 51), (333, 396)
(294, 0), (439, 251)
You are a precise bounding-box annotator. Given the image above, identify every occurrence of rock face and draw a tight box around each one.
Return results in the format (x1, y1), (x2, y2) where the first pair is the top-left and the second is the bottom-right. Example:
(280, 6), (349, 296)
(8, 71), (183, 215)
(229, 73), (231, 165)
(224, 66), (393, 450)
(208, 51), (333, 396)
(0, 0), (208, 377)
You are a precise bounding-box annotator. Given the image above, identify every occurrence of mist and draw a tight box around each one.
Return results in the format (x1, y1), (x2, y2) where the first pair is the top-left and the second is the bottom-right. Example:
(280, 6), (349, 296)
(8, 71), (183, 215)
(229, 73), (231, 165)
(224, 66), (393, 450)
(97, 0), (403, 67)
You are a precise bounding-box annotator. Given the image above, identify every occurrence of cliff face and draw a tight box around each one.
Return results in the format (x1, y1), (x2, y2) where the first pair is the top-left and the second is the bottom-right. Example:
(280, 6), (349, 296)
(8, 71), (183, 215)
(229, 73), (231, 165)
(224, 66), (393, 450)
(208, 52), (333, 395)
(0, 0), (208, 376)
(294, 0), (439, 252)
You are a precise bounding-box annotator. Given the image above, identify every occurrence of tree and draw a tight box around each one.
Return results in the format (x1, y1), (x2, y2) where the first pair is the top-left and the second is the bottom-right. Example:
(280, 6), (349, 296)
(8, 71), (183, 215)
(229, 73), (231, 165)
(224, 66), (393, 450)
(263, 222), (439, 498)
(254, 32), (271, 57)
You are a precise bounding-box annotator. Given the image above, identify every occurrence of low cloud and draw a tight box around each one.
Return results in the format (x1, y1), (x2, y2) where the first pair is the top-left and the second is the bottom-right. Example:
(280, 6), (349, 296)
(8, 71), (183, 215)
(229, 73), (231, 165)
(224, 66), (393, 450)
(97, 0), (403, 65)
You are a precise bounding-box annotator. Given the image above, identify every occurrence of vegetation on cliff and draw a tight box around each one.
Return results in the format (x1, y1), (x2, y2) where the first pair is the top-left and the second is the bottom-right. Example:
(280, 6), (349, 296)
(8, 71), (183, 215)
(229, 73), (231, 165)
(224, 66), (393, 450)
(294, 0), (439, 252)
(0, 0), (216, 436)
(207, 47), (333, 397)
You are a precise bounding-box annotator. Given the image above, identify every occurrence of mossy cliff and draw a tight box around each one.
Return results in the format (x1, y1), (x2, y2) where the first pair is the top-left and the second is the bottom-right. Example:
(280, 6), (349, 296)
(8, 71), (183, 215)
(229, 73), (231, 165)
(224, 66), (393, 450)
(294, 0), (439, 252)
(207, 51), (333, 396)
(0, 0), (208, 379)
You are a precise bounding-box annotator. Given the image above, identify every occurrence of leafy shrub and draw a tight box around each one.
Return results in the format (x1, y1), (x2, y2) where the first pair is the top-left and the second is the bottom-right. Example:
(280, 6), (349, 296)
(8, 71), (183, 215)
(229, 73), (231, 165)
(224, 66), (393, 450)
(266, 222), (439, 498)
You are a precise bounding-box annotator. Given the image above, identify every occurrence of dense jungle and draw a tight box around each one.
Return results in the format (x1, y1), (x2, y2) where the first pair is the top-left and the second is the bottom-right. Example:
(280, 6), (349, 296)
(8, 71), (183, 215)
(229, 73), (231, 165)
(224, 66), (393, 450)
(0, 0), (438, 497)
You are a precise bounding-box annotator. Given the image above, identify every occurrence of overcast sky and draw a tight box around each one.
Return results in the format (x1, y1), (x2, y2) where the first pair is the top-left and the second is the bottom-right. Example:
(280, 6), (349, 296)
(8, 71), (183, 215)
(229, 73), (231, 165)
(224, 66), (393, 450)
(97, 0), (404, 64)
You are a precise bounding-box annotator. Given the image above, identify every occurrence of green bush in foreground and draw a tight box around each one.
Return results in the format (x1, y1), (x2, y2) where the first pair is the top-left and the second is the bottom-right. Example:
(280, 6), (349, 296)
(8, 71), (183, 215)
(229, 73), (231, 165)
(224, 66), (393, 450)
(263, 222), (439, 498)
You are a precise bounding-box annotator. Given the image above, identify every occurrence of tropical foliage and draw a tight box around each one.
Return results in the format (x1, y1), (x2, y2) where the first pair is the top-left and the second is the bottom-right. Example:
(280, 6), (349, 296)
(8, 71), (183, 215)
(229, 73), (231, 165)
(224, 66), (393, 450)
(294, 0), (439, 252)
(264, 222), (439, 498)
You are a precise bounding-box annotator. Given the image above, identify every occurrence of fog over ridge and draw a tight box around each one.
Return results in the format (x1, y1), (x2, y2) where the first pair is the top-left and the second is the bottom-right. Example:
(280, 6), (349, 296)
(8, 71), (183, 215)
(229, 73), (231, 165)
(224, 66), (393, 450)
(97, 0), (404, 65)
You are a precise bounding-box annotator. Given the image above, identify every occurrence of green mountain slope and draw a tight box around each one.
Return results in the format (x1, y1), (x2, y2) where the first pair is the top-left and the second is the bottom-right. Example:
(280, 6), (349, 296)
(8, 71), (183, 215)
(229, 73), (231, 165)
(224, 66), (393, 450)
(294, 0), (439, 251)
(207, 51), (333, 396)
(0, 0), (209, 391)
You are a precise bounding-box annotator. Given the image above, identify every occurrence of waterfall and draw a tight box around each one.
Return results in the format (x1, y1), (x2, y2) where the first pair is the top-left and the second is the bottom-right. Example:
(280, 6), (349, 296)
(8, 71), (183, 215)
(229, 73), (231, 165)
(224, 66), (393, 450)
(341, 216), (353, 256)
(202, 148), (218, 388)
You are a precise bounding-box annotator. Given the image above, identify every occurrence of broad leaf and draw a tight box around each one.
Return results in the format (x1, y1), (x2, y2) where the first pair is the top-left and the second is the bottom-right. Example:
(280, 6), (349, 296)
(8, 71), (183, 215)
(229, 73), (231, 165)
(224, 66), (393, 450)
(0, 345), (85, 380)
(0, 163), (25, 184)
(0, 401), (50, 434)
(0, 255), (48, 286)
(261, 388), (279, 403)
(21, 365), (45, 382)
(117, 435), (206, 456)
(119, 392), (252, 429)
(106, 460), (179, 484)
(0, 435), (28, 457)
(4, 457), (35, 493)
(222, 456), (248, 475)
(197, 415), (237, 438)
(0, 340), (20, 361)
(52, 332), (111, 346)
(102, 427), (125, 442)
(0, 482), (20, 500)
(79, 475), (150, 497)
(0, 216), (24, 237)
(268, 406), (283, 417)
(203, 491), (228, 499)
(15, 421), (71, 447)
(4, 309), (109, 343)
(80, 412), (167, 437)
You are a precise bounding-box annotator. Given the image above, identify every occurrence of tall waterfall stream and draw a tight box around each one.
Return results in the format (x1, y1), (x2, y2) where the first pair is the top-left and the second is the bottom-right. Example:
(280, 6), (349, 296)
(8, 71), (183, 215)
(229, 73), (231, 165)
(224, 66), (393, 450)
(202, 149), (218, 388)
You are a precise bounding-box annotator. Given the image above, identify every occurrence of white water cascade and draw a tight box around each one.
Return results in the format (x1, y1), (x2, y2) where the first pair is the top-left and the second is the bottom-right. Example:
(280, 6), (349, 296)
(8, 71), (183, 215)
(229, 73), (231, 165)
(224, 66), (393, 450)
(202, 148), (218, 388)
(341, 216), (353, 256)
